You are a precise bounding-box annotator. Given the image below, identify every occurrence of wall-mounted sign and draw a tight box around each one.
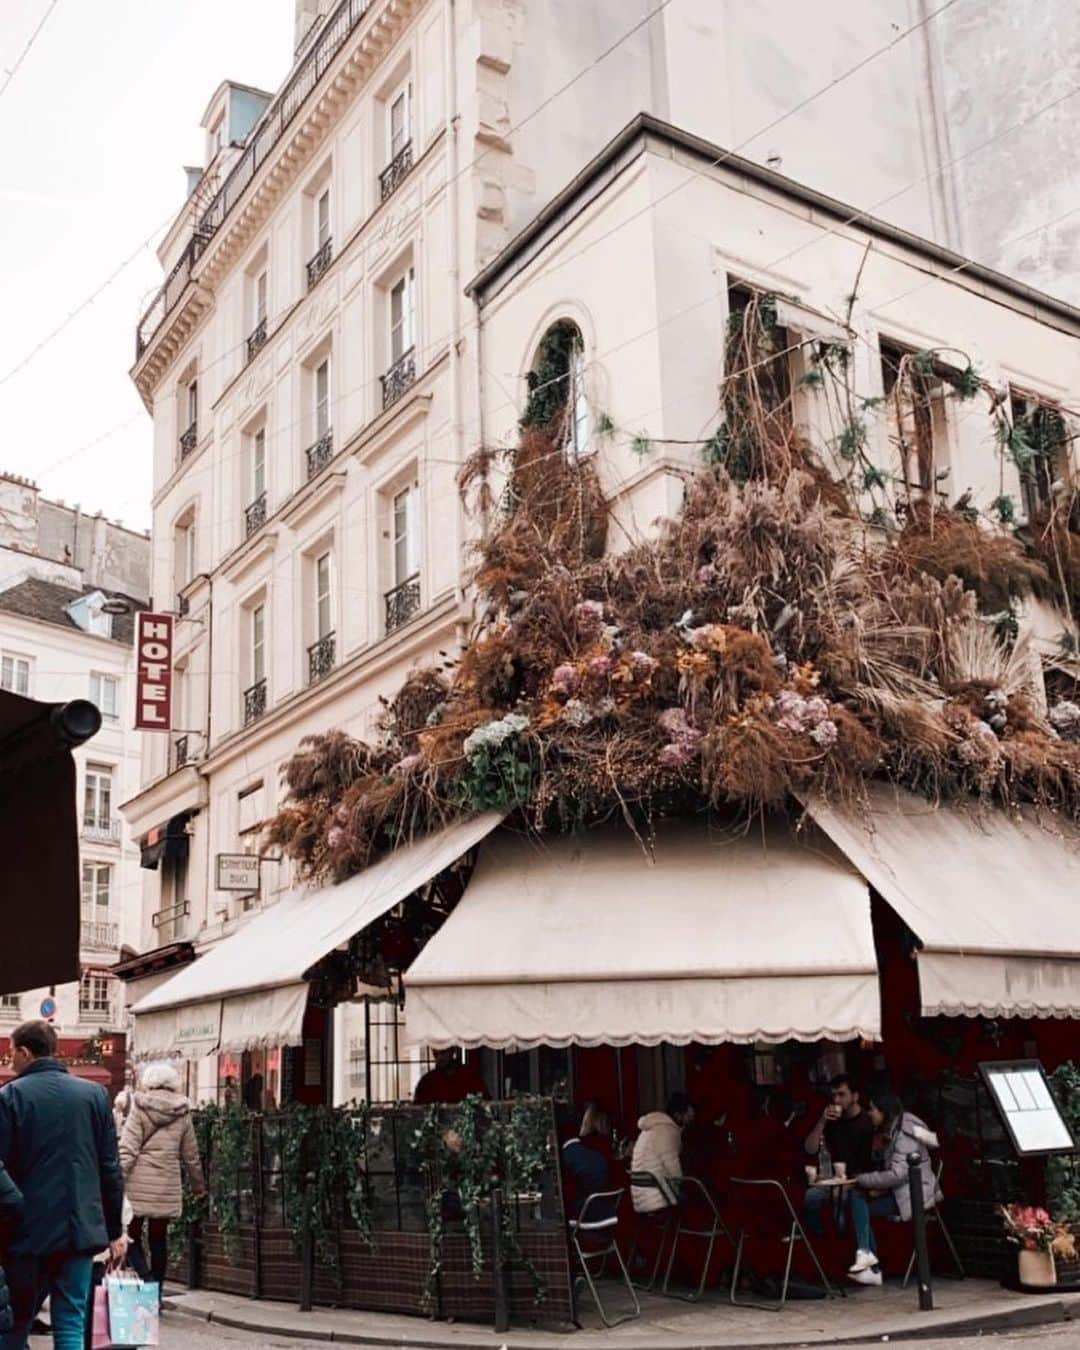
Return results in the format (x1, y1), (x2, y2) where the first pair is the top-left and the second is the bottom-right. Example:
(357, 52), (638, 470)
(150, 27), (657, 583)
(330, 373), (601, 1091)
(979, 1060), (1076, 1156)
(134, 612), (174, 731)
(39, 997), (56, 1020)
(217, 853), (261, 893)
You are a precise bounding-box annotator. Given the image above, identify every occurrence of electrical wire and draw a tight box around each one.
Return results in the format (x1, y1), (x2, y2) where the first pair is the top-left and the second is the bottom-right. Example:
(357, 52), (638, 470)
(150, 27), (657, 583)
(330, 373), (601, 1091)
(0, 0), (59, 103)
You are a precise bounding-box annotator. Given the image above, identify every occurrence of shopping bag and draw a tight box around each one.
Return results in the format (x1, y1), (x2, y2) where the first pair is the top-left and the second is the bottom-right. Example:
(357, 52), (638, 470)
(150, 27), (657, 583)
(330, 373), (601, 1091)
(90, 1285), (114, 1350)
(105, 1273), (160, 1347)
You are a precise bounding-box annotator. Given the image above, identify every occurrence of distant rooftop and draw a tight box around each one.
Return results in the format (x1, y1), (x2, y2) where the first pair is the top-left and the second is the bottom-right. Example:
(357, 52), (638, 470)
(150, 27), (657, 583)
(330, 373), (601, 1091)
(0, 578), (143, 646)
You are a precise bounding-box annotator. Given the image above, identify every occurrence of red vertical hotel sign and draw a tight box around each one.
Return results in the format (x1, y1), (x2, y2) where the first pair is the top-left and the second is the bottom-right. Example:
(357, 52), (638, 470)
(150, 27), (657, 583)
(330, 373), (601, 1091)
(134, 612), (174, 731)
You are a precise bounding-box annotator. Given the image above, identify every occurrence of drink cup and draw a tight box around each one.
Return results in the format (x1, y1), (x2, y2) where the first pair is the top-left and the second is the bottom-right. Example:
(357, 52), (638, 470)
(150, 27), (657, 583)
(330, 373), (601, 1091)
(834, 1162), (848, 1180)
(804, 1165), (818, 1185)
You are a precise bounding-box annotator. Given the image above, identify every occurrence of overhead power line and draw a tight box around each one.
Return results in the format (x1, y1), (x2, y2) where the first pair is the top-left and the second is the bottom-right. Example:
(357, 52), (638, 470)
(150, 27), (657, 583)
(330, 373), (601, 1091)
(0, 0), (60, 103)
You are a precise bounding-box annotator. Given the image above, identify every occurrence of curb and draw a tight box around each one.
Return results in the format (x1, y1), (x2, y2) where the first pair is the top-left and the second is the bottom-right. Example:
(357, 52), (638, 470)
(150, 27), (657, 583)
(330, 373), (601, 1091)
(164, 1293), (1075, 1348)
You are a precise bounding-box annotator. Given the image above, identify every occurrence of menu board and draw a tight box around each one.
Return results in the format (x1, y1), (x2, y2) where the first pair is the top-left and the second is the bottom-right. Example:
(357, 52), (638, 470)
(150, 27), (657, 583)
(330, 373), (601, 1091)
(979, 1060), (1075, 1157)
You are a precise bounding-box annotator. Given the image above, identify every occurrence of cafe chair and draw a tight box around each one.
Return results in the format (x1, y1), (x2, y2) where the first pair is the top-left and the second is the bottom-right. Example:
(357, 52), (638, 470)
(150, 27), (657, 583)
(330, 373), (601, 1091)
(728, 1177), (837, 1311)
(626, 1171), (678, 1291)
(661, 1175), (734, 1301)
(569, 1189), (641, 1328)
(901, 1160), (965, 1288)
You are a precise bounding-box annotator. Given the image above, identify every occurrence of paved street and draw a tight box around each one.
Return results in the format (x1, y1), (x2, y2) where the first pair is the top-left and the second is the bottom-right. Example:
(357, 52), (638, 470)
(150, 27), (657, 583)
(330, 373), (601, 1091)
(847, 1326), (1080, 1349)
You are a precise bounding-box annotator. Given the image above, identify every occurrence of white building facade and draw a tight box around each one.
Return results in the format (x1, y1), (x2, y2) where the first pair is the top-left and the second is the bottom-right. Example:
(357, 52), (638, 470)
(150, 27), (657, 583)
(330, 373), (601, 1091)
(123, 0), (1080, 1105)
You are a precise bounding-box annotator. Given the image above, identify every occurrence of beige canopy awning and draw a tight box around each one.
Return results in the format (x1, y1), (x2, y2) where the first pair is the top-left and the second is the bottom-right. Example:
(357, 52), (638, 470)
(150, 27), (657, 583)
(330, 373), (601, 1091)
(131, 813), (502, 1059)
(809, 785), (1080, 1020)
(404, 821), (879, 1050)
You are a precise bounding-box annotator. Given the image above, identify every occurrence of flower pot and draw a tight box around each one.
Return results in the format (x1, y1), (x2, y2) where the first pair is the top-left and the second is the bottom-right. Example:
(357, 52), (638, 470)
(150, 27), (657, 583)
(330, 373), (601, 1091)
(1018, 1248), (1056, 1287)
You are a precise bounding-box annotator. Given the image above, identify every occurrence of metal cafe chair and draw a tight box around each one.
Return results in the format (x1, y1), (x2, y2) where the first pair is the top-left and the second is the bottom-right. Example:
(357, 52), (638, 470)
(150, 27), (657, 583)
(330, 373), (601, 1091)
(902, 1160), (965, 1288)
(568, 1188), (641, 1328)
(728, 1176), (837, 1311)
(661, 1175), (735, 1301)
(626, 1170), (678, 1290)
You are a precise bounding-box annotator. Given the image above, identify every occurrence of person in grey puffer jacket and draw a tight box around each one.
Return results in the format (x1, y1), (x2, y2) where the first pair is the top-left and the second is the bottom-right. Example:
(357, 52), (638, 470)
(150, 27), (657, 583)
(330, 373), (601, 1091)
(847, 1090), (943, 1285)
(118, 1063), (206, 1293)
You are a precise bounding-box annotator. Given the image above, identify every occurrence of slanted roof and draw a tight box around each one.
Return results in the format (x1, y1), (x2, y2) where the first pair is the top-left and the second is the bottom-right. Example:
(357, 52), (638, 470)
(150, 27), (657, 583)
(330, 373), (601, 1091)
(0, 578), (142, 645)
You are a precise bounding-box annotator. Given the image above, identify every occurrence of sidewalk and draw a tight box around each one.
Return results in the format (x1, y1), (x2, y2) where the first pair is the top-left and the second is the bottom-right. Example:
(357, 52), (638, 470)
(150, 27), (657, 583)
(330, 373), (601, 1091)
(166, 1277), (1079, 1348)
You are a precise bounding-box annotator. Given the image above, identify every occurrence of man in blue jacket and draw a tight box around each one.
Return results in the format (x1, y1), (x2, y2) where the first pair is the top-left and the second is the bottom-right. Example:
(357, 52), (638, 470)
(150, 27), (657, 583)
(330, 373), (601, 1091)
(0, 1020), (125, 1349)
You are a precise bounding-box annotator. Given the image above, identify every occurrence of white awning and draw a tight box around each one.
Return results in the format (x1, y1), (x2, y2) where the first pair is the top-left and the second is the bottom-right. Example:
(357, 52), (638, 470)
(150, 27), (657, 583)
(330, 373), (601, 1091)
(808, 785), (1080, 1019)
(131, 813), (502, 1057)
(404, 821), (879, 1050)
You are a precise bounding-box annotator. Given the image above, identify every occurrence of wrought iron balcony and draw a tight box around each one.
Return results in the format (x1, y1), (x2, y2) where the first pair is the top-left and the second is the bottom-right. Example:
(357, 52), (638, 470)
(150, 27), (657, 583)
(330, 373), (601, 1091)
(308, 632), (336, 684)
(243, 677), (267, 726)
(174, 734), (191, 770)
(179, 421), (198, 457)
(151, 901), (190, 942)
(82, 816), (121, 845)
(379, 140), (413, 202)
(384, 573), (421, 634)
(246, 316), (268, 362)
(380, 347), (416, 411)
(81, 920), (119, 951)
(306, 237), (333, 289)
(245, 491), (267, 537)
(305, 429), (333, 479)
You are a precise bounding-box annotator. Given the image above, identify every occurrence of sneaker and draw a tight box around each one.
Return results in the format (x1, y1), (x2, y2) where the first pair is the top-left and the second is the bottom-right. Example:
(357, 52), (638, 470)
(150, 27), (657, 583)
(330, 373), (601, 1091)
(848, 1248), (878, 1273)
(848, 1263), (883, 1286)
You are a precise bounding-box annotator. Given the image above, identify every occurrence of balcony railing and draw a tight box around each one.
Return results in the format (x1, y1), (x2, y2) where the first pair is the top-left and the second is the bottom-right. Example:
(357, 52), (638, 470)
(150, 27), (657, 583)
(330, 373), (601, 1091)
(308, 632), (336, 684)
(81, 919), (119, 951)
(246, 316), (268, 362)
(82, 817), (121, 845)
(245, 491), (268, 537)
(379, 140), (413, 201)
(151, 901), (191, 943)
(306, 237), (333, 289)
(305, 429), (333, 479)
(244, 677), (268, 726)
(173, 734), (195, 770)
(179, 421), (198, 457)
(380, 346), (416, 410)
(136, 0), (375, 358)
(384, 573), (421, 634)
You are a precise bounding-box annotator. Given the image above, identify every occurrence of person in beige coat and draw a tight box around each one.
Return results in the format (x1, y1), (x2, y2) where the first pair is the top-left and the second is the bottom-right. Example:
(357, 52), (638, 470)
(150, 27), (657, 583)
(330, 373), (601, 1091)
(119, 1063), (206, 1295)
(630, 1093), (695, 1213)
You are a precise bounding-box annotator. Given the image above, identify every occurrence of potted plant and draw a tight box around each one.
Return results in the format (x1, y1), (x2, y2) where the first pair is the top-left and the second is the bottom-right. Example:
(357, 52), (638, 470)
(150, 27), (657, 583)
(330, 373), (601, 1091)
(998, 1204), (1077, 1286)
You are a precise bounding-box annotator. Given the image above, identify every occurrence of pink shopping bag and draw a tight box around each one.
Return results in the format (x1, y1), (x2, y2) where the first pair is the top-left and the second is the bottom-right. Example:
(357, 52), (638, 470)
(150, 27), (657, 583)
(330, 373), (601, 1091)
(91, 1284), (114, 1350)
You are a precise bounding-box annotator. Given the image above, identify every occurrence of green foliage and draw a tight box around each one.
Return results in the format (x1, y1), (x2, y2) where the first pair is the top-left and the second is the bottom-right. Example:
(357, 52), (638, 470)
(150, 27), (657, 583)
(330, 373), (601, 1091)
(630, 433), (653, 458)
(991, 494), (1017, 525)
(204, 1105), (253, 1262)
(913, 349), (937, 377)
(594, 411), (615, 437)
(862, 465), (889, 491)
(997, 418), (1035, 474)
(798, 367), (825, 390)
(946, 363), (982, 401)
(990, 607), (1019, 644)
(456, 729), (536, 813)
(281, 1102), (373, 1264)
(1048, 1062), (1080, 1221)
(837, 418), (867, 462)
(520, 323), (578, 430)
(859, 395), (887, 412)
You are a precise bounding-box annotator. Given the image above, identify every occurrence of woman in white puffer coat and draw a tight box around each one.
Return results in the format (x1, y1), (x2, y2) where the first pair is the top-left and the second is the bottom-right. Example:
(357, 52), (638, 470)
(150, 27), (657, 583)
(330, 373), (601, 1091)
(629, 1093), (695, 1213)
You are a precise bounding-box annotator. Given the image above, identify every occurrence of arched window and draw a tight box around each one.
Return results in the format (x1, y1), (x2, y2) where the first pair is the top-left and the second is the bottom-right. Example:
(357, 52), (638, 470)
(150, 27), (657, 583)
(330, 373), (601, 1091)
(521, 320), (590, 461)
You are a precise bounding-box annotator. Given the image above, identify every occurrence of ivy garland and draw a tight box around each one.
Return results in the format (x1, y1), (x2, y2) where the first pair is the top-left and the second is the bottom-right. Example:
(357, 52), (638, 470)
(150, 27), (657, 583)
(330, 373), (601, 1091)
(520, 322), (579, 430)
(207, 1104), (254, 1261)
(168, 1107), (213, 1267)
(281, 1103), (374, 1265)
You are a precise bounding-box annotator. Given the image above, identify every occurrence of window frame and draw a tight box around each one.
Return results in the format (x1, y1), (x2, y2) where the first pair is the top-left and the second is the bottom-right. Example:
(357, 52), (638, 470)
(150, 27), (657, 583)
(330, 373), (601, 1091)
(81, 861), (112, 916)
(0, 652), (31, 696)
(1010, 387), (1068, 520)
(387, 81), (412, 162)
(79, 971), (112, 1019)
(89, 671), (118, 720)
(315, 552), (333, 640)
(316, 188), (331, 250)
(83, 764), (113, 829)
(251, 603), (266, 686)
(392, 482), (420, 586)
(389, 268), (415, 364)
(314, 358), (331, 439)
(255, 269), (268, 326)
(252, 427), (266, 501)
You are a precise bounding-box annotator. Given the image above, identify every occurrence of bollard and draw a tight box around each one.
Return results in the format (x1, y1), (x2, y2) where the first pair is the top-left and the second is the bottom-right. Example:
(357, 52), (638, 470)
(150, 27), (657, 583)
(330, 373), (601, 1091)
(907, 1152), (933, 1311)
(299, 1170), (316, 1312)
(491, 1187), (510, 1334)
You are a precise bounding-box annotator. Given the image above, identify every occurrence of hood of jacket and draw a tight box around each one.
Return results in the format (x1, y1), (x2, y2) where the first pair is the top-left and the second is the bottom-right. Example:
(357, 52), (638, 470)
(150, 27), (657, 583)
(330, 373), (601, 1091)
(637, 1111), (676, 1133)
(134, 1089), (191, 1126)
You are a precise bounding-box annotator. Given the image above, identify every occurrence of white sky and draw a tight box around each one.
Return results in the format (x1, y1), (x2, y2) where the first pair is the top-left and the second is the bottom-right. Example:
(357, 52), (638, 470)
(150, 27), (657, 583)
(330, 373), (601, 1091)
(0, 0), (295, 533)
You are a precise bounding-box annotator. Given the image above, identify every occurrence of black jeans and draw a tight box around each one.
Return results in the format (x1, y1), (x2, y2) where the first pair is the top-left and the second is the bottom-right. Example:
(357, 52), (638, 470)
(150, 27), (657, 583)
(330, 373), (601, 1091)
(127, 1217), (169, 1291)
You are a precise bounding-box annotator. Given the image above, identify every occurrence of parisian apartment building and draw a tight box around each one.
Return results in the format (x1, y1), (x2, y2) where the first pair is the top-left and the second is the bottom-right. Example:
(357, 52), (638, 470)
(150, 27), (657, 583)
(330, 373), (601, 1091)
(120, 0), (1080, 1104)
(0, 471), (149, 1090)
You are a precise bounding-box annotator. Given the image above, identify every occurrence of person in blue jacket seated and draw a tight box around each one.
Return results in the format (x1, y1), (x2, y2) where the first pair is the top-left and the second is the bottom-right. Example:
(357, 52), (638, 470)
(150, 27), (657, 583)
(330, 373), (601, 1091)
(562, 1103), (615, 1221)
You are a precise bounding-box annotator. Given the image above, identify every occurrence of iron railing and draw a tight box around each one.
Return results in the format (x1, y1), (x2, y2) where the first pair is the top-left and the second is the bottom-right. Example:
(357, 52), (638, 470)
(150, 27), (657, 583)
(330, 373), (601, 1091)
(82, 817), (121, 844)
(243, 677), (268, 726)
(379, 140), (413, 201)
(136, 0), (376, 358)
(305, 429), (333, 479)
(174, 734), (191, 769)
(246, 316), (268, 362)
(179, 421), (198, 457)
(384, 573), (421, 633)
(307, 632), (335, 684)
(306, 237), (333, 289)
(151, 900), (191, 937)
(177, 591), (190, 617)
(81, 920), (119, 951)
(380, 347), (416, 410)
(245, 492), (268, 537)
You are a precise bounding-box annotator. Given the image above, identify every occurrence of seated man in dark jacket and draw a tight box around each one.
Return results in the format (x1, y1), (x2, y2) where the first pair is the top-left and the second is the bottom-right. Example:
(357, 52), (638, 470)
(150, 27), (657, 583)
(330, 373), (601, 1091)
(0, 1020), (125, 1349)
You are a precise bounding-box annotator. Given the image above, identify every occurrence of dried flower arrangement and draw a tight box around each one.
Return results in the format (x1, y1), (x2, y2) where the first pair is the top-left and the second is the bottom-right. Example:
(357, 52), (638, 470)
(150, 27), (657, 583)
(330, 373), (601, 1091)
(998, 1203), (1077, 1259)
(264, 296), (1080, 883)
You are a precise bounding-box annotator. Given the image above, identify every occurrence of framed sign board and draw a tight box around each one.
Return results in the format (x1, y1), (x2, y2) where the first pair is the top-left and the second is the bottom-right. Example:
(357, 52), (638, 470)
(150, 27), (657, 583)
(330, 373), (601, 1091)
(978, 1060), (1075, 1157)
(217, 853), (260, 894)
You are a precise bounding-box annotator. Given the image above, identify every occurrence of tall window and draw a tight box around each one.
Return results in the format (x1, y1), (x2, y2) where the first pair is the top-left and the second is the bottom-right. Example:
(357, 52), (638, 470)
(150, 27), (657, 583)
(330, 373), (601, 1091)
(317, 189), (331, 249)
(186, 379), (199, 431)
(389, 83), (412, 159)
(81, 862), (112, 917)
(1010, 389), (1068, 519)
(253, 428), (266, 500)
(84, 765), (113, 829)
(315, 552), (332, 639)
(569, 339), (589, 460)
(315, 359), (330, 439)
(252, 604), (266, 685)
(89, 672), (118, 719)
(79, 972), (112, 1020)
(881, 341), (947, 495)
(255, 270), (268, 326)
(390, 270), (415, 363)
(0, 653), (30, 696)
(393, 484), (419, 585)
(176, 516), (197, 591)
